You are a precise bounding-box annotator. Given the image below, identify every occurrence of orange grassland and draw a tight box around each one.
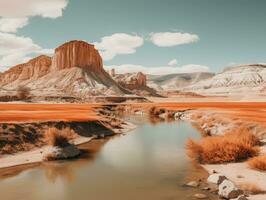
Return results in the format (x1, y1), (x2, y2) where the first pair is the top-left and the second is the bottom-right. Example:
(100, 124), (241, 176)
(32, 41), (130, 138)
(1, 102), (266, 124)
(0, 103), (101, 123)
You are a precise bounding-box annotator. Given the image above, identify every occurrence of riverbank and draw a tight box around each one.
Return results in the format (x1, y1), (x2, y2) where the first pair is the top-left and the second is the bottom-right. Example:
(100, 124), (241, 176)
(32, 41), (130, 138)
(177, 108), (266, 200)
(0, 120), (135, 169)
(1, 102), (266, 199)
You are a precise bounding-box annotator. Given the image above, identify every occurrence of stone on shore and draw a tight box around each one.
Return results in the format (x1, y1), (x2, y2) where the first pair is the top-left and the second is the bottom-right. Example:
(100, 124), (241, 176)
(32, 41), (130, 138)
(193, 193), (207, 199)
(44, 144), (80, 160)
(185, 181), (199, 187)
(218, 179), (243, 199)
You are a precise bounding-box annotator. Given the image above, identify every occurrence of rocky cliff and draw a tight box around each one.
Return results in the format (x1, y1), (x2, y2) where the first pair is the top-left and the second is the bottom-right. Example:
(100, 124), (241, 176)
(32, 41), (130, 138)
(114, 72), (147, 90)
(147, 72), (214, 91)
(184, 64), (266, 95)
(52, 40), (103, 72)
(0, 40), (130, 97)
(113, 72), (161, 96)
(0, 55), (52, 86)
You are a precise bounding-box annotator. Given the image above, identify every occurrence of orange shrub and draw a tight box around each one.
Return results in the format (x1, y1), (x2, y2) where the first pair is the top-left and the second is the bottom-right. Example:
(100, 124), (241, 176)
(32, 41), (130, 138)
(186, 130), (259, 164)
(247, 155), (266, 171)
(44, 127), (75, 147)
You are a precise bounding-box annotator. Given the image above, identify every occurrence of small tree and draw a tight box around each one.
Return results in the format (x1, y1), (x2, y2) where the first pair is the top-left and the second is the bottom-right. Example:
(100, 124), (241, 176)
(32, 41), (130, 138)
(17, 85), (30, 100)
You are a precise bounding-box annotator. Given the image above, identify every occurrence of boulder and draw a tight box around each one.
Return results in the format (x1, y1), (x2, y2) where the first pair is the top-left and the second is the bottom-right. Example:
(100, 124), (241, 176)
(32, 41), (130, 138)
(44, 144), (80, 160)
(207, 173), (227, 185)
(238, 195), (249, 200)
(218, 179), (243, 199)
(158, 112), (168, 119)
(174, 112), (183, 120)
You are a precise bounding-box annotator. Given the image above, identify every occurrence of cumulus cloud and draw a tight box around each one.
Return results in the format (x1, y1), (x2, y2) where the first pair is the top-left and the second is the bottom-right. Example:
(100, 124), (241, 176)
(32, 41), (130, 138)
(104, 64), (209, 75)
(0, 0), (68, 33)
(0, 0), (66, 69)
(0, 32), (53, 69)
(0, 0), (68, 18)
(168, 59), (177, 66)
(150, 32), (199, 47)
(0, 18), (29, 33)
(94, 33), (144, 61)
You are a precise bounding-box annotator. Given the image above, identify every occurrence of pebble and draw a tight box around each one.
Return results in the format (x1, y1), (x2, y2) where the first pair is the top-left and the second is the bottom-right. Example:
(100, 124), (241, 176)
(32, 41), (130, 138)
(193, 193), (207, 199)
(185, 181), (199, 188)
(238, 195), (249, 200)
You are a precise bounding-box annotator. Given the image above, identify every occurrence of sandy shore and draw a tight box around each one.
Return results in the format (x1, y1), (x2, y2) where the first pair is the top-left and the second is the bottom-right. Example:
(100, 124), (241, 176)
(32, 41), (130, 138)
(0, 116), (136, 170)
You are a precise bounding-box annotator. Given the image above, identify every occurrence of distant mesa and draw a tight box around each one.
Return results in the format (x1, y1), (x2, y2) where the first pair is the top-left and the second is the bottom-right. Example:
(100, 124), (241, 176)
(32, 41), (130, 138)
(52, 40), (103, 72)
(0, 40), (130, 98)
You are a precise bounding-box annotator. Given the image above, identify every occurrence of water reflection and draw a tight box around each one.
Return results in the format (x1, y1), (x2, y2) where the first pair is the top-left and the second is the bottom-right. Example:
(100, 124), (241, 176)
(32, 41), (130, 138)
(0, 120), (211, 200)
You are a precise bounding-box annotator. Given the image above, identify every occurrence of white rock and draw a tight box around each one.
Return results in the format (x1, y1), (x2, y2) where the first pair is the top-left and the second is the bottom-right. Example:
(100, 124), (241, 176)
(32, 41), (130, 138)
(207, 173), (225, 184)
(185, 181), (199, 187)
(158, 112), (168, 119)
(193, 193), (207, 199)
(218, 179), (243, 199)
(174, 112), (182, 120)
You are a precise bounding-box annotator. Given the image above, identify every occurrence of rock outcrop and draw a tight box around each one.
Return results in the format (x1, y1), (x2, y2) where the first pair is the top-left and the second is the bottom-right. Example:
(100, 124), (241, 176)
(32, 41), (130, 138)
(51, 40), (103, 72)
(112, 72), (160, 96)
(0, 55), (52, 86)
(0, 40), (130, 98)
(147, 72), (214, 91)
(114, 72), (147, 90)
(184, 64), (266, 96)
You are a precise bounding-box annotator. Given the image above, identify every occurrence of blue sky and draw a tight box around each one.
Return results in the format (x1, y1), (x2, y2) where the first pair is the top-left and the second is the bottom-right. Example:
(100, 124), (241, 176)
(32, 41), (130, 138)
(1, 0), (266, 74)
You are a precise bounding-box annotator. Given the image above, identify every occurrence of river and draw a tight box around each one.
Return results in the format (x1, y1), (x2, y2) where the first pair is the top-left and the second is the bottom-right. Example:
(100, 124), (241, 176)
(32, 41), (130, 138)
(0, 117), (214, 200)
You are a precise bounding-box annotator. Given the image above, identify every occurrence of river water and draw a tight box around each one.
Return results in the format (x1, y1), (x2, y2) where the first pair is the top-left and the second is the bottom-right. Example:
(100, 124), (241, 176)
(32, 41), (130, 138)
(0, 118), (213, 200)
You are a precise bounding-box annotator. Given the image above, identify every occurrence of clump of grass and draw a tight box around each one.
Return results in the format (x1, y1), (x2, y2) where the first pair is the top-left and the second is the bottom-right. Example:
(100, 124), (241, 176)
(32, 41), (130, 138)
(247, 155), (266, 171)
(17, 85), (30, 99)
(44, 152), (58, 161)
(186, 130), (260, 164)
(149, 106), (166, 116)
(44, 128), (75, 148)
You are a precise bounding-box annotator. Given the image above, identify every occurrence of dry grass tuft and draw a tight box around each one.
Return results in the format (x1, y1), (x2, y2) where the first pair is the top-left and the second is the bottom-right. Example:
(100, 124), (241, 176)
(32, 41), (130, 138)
(17, 85), (30, 100)
(149, 106), (166, 116)
(239, 183), (266, 195)
(44, 127), (75, 148)
(247, 155), (266, 171)
(186, 130), (260, 164)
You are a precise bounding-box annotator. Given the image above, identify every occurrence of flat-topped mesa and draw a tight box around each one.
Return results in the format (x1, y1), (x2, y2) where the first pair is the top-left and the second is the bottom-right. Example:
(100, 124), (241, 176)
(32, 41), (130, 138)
(0, 55), (52, 86)
(52, 40), (103, 72)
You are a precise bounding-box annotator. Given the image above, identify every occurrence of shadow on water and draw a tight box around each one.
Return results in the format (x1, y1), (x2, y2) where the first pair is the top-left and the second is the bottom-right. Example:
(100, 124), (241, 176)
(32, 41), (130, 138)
(0, 116), (217, 200)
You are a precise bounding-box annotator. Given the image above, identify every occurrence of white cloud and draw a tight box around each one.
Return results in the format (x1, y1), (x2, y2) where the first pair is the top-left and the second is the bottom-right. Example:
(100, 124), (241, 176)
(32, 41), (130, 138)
(94, 33), (144, 61)
(0, 0), (66, 68)
(0, 0), (68, 33)
(168, 59), (177, 66)
(0, 18), (29, 33)
(0, 0), (68, 18)
(0, 32), (53, 69)
(104, 64), (209, 75)
(150, 32), (199, 47)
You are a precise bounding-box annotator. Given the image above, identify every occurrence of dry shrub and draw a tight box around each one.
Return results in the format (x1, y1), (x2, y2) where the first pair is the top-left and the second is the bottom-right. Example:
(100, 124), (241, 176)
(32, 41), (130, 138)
(186, 130), (260, 164)
(149, 106), (166, 116)
(17, 85), (30, 99)
(247, 155), (266, 171)
(44, 127), (75, 148)
(1, 144), (13, 154)
(239, 183), (266, 195)
(44, 152), (58, 161)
